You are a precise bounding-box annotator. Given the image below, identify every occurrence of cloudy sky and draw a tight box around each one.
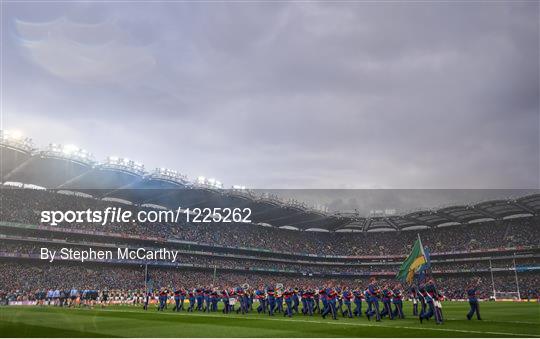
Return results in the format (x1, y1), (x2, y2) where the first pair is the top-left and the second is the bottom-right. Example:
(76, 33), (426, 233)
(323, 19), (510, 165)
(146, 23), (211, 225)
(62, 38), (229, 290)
(2, 1), (539, 191)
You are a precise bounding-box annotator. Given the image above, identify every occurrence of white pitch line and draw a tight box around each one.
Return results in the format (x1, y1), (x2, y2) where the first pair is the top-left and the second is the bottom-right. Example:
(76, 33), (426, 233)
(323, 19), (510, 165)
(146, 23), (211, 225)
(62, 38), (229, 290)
(445, 318), (540, 326)
(59, 307), (540, 338)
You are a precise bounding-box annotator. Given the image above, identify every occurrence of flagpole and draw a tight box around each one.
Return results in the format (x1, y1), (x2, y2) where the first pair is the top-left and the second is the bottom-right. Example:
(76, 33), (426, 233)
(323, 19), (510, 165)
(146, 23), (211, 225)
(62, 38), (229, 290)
(513, 255), (521, 300)
(489, 259), (496, 297)
(417, 233), (430, 283)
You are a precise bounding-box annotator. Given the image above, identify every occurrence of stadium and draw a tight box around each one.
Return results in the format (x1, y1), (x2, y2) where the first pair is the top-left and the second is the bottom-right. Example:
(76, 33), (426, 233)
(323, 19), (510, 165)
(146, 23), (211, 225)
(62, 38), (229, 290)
(2, 1), (540, 338)
(0, 131), (538, 338)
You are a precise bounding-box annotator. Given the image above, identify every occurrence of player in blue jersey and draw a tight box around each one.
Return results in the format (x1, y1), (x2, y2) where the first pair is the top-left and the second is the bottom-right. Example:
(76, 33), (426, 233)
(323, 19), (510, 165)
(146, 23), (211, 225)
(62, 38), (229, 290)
(69, 288), (78, 307)
(242, 287), (250, 314)
(336, 287), (344, 315)
(305, 288), (315, 316)
(420, 280), (442, 324)
(342, 288), (354, 318)
(236, 286), (248, 314)
(363, 288), (372, 317)
(188, 290), (195, 312)
(266, 286), (276, 316)
(417, 285), (427, 317)
(195, 288), (203, 311)
(283, 288), (293, 317)
(173, 289), (182, 311)
(52, 289), (60, 306)
(435, 290), (444, 323)
(157, 289), (167, 311)
(313, 289), (320, 314)
(353, 289), (363, 317)
(256, 287), (267, 314)
(380, 285), (394, 320)
(366, 278), (381, 321)
(202, 288), (209, 312)
(221, 288), (230, 314)
(300, 289), (308, 315)
(319, 288), (328, 315)
(321, 287), (338, 320)
(392, 284), (404, 319)
(211, 289), (219, 312)
(59, 289), (67, 307)
(179, 288), (186, 311)
(466, 281), (482, 320)
(80, 290), (87, 308)
(275, 288), (284, 314)
(248, 289), (254, 311)
(292, 288), (300, 314)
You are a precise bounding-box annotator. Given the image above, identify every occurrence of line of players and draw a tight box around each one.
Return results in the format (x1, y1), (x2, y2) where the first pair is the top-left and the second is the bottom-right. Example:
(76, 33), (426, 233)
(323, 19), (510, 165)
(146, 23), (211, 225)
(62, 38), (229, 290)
(31, 278), (482, 324)
(34, 289), (106, 308)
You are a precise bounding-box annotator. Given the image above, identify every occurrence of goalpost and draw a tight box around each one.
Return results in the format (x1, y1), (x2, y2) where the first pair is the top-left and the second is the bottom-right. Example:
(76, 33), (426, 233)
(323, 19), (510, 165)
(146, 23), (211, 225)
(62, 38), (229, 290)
(492, 291), (521, 300)
(489, 257), (521, 300)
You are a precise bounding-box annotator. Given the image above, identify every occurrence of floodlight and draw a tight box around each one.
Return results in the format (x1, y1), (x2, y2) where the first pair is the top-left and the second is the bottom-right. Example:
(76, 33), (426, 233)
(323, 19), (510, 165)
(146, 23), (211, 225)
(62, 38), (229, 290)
(63, 144), (79, 154)
(5, 130), (23, 140)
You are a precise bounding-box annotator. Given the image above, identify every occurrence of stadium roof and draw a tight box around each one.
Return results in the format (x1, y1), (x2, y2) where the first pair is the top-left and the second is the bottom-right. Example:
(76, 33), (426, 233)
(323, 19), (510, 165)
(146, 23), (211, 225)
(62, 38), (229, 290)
(1, 132), (539, 231)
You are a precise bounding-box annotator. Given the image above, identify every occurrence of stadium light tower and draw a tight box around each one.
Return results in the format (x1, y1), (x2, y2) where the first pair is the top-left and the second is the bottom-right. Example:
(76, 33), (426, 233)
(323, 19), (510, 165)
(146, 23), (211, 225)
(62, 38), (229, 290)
(42, 143), (94, 165)
(0, 129), (33, 152)
(196, 176), (223, 189)
(151, 167), (188, 184)
(5, 129), (22, 140)
(101, 156), (145, 176)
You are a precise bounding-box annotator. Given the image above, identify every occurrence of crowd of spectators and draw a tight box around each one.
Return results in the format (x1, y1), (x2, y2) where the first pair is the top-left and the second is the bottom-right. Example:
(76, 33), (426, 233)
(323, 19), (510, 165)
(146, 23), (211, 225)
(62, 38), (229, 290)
(1, 188), (538, 302)
(1, 189), (539, 257)
(1, 240), (538, 276)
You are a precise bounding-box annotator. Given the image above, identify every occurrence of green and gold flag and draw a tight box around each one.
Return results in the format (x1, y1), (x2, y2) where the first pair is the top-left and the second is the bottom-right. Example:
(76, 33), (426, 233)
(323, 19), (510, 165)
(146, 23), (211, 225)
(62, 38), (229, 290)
(396, 235), (428, 284)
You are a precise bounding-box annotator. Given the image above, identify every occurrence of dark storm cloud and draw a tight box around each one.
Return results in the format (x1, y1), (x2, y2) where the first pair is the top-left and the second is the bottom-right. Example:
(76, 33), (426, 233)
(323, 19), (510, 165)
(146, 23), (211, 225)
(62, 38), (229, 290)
(2, 1), (539, 197)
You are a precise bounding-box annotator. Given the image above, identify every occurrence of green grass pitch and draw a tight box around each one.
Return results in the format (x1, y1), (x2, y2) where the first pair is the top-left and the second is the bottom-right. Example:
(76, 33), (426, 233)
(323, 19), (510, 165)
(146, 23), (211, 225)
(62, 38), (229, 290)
(0, 302), (538, 337)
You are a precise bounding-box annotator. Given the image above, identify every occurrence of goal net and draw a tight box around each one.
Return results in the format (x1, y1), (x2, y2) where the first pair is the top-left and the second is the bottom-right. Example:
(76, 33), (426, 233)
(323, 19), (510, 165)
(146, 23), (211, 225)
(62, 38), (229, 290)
(492, 291), (520, 300)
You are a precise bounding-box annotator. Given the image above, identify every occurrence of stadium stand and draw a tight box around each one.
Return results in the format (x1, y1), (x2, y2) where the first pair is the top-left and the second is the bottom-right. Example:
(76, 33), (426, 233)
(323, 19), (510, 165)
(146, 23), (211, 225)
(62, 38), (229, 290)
(0, 188), (538, 302)
(0, 131), (538, 303)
